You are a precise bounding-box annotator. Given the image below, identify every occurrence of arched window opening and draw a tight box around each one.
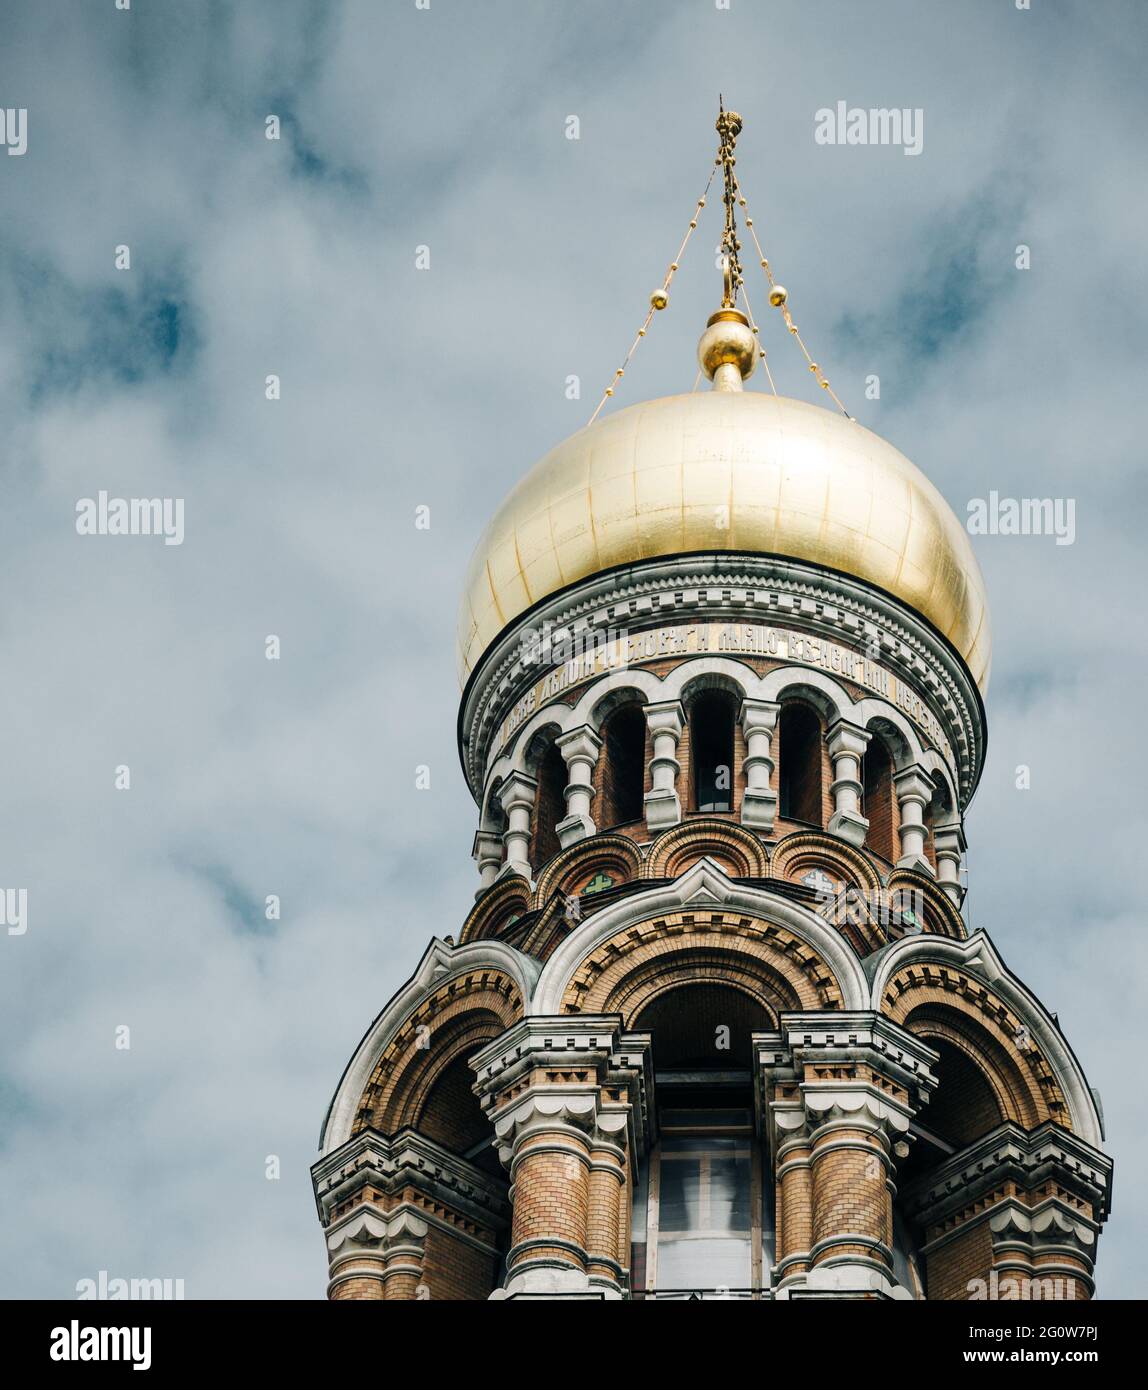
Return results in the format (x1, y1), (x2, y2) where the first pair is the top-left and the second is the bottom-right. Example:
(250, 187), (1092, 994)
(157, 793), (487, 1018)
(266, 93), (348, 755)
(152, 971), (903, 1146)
(417, 1052), (502, 1177)
(860, 734), (898, 863)
(691, 690), (736, 813)
(777, 703), (823, 826)
(630, 984), (775, 1300)
(415, 1048), (507, 1296)
(598, 705), (646, 828)
(530, 741), (567, 867)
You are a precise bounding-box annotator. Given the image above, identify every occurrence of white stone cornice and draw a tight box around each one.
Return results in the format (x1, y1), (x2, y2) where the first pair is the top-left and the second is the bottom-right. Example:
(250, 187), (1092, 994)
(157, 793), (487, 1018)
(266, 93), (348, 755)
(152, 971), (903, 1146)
(312, 1127), (510, 1228)
(460, 553), (984, 806)
(903, 1120), (1112, 1227)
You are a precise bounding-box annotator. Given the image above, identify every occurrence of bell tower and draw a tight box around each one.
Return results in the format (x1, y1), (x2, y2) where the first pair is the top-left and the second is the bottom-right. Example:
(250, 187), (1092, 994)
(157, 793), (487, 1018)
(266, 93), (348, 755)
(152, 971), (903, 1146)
(313, 107), (1110, 1301)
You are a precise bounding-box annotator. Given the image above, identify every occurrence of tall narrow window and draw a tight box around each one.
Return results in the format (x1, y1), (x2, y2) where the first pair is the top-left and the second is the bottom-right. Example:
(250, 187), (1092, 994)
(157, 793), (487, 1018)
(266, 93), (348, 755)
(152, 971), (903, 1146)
(598, 705), (645, 828)
(530, 741), (567, 866)
(777, 703), (823, 825)
(691, 690), (735, 813)
(860, 735), (898, 863)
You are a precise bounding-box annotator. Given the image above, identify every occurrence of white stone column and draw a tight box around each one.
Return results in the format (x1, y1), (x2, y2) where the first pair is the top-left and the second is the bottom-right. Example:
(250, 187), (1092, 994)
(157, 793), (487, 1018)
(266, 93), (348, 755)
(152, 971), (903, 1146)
(555, 725), (602, 848)
(826, 720), (870, 847)
(472, 828), (504, 893)
(643, 701), (684, 832)
(933, 818), (966, 903)
(498, 771), (538, 881)
(739, 698), (780, 833)
(894, 767), (936, 876)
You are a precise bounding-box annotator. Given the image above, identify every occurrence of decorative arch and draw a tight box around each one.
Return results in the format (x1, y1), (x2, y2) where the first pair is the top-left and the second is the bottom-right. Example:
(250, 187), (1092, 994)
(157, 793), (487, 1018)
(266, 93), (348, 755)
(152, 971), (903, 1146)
(531, 832), (643, 908)
(563, 927), (808, 1023)
(772, 829), (883, 896)
(645, 818), (768, 880)
(873, 938), (1080, 1136)
(460, 875), (531, 944)
(674, 662), (753, 708)
(319, 939), (540, 1155)
(531, 858), (870, 1017)
(759, 667), (852, 725)
(885, 868), (964, 940)
(855, 701), (925, 770)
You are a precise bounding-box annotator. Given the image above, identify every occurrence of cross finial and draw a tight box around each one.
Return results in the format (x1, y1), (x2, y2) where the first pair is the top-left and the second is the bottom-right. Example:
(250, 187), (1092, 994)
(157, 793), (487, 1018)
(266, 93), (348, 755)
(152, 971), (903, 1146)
(715, 101), (743, 308)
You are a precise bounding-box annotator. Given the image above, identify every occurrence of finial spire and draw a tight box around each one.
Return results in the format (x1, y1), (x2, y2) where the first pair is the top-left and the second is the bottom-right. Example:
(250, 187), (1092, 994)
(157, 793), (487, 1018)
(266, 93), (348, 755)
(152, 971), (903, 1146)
(699, 101), (755, 390)
(715, 99), (744, 309)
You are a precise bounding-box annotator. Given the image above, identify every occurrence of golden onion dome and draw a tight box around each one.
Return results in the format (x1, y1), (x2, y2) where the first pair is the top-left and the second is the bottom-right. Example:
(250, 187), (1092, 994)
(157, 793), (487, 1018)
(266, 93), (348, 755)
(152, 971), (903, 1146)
(457, 390), (990, 693)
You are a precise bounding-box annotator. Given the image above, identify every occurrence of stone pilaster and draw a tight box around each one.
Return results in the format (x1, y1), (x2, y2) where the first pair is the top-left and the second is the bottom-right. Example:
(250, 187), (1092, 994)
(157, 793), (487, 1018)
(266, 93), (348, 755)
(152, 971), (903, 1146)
(643, 701), (685, 832)
(739, 698), (780, 833)
(894, 766), (936, 876)
(826, 720), (871, 847)
(555, 725), (602, 847)
(755, 1014), (938, 1300)
(472, 1017), (654, 1300)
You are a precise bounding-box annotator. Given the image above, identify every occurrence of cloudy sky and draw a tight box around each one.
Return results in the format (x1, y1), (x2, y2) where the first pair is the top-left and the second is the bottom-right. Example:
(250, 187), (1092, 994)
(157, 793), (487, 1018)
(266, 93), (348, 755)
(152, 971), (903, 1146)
(1, 0), (1144, 1299)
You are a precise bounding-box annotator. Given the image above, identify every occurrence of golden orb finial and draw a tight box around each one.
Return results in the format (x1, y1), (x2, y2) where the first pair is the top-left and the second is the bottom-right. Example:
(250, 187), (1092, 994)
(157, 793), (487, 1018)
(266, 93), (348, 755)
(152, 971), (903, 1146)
(698, 307), (756, 389)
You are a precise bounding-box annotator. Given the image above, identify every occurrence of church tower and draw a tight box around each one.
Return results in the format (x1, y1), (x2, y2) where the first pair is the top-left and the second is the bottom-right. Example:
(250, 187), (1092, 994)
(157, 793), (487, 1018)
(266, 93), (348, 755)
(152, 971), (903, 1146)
(312, 109), (1110, 1301)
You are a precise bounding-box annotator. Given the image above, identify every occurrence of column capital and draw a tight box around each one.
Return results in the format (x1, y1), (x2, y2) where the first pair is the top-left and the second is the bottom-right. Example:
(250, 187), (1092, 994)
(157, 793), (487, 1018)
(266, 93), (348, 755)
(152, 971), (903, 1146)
(643, 699), (685, 738)
(500, 770), (539, 809)
(933, 818), (967, 852)
(893, 765), (935, 806)
(556, 724), (603, 763)
(825, 718), (872, 760)
(739, 697), (781, 736)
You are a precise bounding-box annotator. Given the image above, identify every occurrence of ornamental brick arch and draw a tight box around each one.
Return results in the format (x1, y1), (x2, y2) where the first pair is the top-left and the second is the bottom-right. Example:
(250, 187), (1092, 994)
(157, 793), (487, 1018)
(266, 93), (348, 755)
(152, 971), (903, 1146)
(879, 965), (1069, 1132)
(530, 832), (643, 909)
(884, 868), (964, 940)
(460, 876), (531, 944)
(320, 939), (540, 1157)
(772, 829), (882, 896)
(557, 909), (845, 1019)
(358, 972), (524, 1142)
(644, 817), (768, 880)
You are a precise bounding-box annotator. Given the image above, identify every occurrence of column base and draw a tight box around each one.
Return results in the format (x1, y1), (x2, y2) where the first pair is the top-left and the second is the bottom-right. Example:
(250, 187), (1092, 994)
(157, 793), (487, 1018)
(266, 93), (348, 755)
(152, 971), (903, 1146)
(740, 789), (778, 833)
(782, 1263), (909, 1300)
(896, 853), (935, 877)
(495, 859), (533, 888)
(828, 808), (869, 847)
(492, 1266), (605, 1300)
(644, 787), (681, 832)
(556, 812), (596, 848)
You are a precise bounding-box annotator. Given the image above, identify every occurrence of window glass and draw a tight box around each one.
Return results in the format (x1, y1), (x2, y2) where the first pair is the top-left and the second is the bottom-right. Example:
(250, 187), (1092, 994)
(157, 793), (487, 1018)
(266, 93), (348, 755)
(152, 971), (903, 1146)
(655, 1136), (752, 1294)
